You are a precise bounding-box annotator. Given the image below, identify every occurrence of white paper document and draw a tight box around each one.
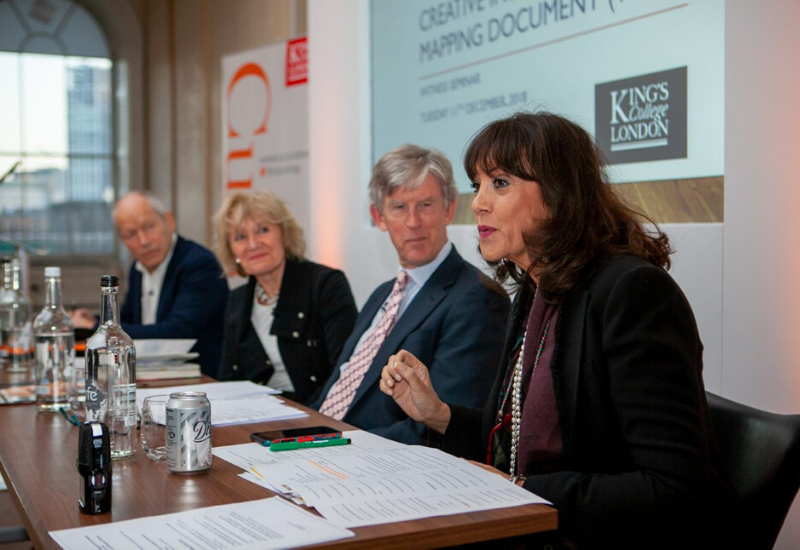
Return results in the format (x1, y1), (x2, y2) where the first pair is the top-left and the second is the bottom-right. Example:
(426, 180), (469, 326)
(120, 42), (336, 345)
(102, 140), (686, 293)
(137, 381), (280, 405)
(210, 396), (307, 426)
(315, 484), (544, 528)
(50, 497), (353, 549)
(137, 381), (306, 426)
(214, 431), (551, 528)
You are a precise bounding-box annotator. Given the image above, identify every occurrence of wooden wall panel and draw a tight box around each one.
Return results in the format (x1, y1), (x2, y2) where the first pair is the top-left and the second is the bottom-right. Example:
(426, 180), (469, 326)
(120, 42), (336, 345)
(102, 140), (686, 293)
(142, 0), (173, 213)
(614, 177), (724, 223)
(136, 0), (303, 246)
(173, 0), (208, 241)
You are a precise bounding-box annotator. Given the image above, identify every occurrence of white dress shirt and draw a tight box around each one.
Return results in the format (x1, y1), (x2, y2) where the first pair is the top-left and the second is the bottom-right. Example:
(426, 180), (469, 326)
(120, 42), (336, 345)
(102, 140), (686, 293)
(135, 233), (177, 325)
(250, 295), (295, 392)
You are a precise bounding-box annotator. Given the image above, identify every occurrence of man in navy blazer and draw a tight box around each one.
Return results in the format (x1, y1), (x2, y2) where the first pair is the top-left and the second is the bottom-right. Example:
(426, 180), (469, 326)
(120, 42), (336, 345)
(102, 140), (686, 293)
(73, 192), (228, 376)
(314, 145), (509, 444)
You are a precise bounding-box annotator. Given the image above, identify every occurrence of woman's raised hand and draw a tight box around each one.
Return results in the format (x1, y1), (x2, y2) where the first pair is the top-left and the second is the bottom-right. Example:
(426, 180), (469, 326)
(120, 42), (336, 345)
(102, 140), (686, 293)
(380, 350), (451, 434)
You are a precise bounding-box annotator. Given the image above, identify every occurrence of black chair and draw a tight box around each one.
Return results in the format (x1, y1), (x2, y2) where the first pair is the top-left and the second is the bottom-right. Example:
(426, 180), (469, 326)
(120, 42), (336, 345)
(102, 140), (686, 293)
(706, 392), (800, 549)
(0, 526), (29, 545)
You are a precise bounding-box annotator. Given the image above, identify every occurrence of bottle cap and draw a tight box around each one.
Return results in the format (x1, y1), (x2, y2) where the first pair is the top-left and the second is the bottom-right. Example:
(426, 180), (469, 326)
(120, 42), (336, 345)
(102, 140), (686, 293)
(100, 275), (119, 287)
(44, 266), (61, 277)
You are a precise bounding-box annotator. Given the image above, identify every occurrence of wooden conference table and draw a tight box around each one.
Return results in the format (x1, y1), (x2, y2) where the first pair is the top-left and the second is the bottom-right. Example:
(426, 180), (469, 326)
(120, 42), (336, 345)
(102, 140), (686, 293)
(0, 377), (557, 549)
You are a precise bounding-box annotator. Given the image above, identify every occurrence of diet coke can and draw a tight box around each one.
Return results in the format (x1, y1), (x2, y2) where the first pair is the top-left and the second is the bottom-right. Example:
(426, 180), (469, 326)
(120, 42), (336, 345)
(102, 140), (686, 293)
(166, 391), (212, 473)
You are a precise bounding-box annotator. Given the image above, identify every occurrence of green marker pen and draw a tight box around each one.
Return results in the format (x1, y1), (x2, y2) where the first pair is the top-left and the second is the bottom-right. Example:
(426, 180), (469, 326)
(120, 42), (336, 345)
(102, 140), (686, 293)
(269, 438), (352, 452)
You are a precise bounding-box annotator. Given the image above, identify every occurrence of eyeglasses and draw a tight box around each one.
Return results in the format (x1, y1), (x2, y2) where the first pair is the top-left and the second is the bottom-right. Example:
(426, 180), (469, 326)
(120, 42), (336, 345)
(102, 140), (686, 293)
(119, 222), (163, 243)
(382, 200), (442, 221)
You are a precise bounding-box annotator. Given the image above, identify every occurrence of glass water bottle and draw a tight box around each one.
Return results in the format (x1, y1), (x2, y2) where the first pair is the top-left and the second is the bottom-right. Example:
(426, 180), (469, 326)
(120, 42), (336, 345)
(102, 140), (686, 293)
(0, 258), (34, 374)
(85, 275), (137, 459)
(33, 266), (74, 412)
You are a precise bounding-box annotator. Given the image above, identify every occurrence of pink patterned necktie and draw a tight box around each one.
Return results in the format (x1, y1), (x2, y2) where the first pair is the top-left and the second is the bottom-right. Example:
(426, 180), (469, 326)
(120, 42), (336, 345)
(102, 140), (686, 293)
(319, 270), (410, 420)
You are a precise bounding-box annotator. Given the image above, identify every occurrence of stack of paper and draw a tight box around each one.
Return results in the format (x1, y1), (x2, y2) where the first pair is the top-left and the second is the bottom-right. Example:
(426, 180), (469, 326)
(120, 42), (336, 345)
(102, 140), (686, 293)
(137, 381), (308, 425)
(135, 339), (201, 381)
(135, 339), (197, 357)
(214, 430), (551, 528)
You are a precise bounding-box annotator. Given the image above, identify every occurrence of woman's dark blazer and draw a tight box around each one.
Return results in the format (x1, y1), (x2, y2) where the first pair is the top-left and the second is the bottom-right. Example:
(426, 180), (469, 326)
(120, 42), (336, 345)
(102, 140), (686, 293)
(441, 254), (743, 548)
(218, 258), (357, 405)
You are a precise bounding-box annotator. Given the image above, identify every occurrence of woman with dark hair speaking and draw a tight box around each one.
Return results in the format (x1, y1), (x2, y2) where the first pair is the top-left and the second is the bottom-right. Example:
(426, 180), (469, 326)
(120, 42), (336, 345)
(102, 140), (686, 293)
(380, 112), (742, 548)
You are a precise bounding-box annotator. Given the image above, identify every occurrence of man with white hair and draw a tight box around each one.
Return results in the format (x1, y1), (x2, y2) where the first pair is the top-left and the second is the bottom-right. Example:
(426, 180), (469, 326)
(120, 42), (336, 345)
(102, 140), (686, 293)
(72, 191), (228, 376)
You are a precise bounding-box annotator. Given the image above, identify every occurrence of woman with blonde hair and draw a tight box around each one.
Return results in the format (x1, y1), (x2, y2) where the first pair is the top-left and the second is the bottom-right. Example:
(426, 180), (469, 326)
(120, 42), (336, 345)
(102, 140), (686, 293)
(214, 191), (357, 404)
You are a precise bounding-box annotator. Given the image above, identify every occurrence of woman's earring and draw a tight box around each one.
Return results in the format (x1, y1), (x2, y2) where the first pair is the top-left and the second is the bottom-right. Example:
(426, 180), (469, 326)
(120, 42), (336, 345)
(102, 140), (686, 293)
(234, 257), (246, 277)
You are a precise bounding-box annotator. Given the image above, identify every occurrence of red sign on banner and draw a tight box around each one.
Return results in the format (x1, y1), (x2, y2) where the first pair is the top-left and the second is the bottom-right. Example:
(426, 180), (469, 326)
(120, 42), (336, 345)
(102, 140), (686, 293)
(222, 37), (309, 232)
(286, 37), (308, 87)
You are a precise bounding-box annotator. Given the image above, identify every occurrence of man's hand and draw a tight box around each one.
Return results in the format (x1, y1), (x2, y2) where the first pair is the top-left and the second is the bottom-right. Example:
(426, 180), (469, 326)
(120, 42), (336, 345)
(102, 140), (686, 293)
(69, 308), (96, 329)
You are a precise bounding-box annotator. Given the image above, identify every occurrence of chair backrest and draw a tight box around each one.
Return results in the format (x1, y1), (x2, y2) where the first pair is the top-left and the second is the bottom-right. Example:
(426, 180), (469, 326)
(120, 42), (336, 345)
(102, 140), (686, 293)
(706, 392), (800, 549)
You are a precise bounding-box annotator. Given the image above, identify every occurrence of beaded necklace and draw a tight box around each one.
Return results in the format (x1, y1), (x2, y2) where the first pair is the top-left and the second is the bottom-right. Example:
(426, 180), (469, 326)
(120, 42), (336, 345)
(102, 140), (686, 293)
(255, 284), (279, 307)
(497, 287), (552, 483)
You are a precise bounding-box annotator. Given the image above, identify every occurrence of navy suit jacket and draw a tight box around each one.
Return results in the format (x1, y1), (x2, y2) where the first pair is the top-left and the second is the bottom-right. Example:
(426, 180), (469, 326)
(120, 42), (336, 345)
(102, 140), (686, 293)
(120, 235), (229, 377)
(313, 246), (510, 445)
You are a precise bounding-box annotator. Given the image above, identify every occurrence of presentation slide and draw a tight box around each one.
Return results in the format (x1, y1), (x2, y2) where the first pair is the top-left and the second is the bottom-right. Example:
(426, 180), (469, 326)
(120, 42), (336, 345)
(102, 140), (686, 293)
(371, 0), (724, 197)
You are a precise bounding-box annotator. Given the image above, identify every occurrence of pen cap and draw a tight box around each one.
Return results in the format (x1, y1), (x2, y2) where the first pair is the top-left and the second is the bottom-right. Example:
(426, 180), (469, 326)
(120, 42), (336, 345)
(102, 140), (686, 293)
(77, 421), (111, 474)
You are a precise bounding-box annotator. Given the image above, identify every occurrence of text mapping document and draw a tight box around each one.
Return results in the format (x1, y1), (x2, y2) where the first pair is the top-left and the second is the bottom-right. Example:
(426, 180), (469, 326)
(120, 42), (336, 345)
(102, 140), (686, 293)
(49, 497), (353, 549)
(214, 430), (403, 497)
(213, 431), (551, 528)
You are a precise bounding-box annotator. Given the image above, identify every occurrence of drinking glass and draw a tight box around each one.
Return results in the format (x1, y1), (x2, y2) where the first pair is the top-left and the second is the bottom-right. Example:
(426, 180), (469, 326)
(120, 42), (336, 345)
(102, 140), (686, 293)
(141, 395), (169, 461)
(67, 363), (86, 421)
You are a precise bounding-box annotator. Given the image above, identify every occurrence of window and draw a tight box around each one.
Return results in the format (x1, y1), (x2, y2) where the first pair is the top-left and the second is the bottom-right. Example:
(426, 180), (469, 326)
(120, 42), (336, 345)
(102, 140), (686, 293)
(0, 0), (117, 257)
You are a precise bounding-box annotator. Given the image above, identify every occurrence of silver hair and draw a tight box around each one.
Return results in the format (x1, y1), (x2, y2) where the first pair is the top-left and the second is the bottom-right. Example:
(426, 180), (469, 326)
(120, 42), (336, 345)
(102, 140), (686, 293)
(369, 144), (458, 211)
(112, 190), (169, 221)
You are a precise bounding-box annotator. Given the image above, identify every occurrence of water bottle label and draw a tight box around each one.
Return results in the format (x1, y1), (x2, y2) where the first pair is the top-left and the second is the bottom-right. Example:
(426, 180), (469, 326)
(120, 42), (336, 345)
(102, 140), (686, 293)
(113, 384), (136, 403)
(86, 380), (107, 408)
(35, 384), (49, 395)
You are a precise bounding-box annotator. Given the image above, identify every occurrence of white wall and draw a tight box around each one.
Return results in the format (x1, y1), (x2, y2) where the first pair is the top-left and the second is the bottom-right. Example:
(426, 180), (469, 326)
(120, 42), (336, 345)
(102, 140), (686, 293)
(666, 223), (724, 393)
(308, 1), (800, 547)
(724, 0), (800, 410)
(724, 2), (800, 547)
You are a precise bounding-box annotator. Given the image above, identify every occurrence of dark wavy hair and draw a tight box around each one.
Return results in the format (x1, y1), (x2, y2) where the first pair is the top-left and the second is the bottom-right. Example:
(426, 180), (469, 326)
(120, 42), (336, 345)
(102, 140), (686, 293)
(464, 112), (672, 301)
